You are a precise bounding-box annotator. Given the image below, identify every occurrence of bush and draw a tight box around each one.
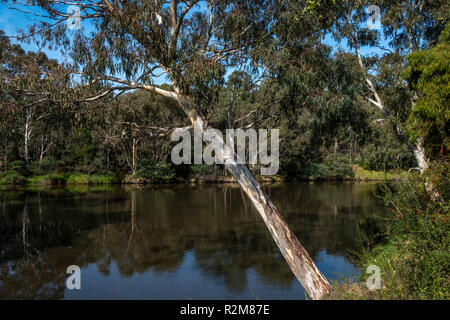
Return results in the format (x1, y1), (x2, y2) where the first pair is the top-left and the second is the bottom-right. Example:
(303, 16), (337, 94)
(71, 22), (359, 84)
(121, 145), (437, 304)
(303, 154), (353, 180)
(66, 173), (89, 184)
(349, 172), (449, 299)
(279, 159), (302, 179)
(8, 160), (30, 176)
(88, 174), (122, 184)
(135, 159), (176, 181)
(303, 162), (332, 179)
(30, 157), (59, 173)
(0, 170), (27, 185)
(66, 173), (121, 184)
(190, 164), (222, 176)
(28, 173), (67, 185)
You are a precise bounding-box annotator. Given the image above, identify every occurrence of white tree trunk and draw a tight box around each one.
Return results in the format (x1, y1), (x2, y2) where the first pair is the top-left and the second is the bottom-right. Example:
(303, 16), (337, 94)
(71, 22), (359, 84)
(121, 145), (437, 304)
(222, 154), (332, 299)
(132, 137), (137, 176)
(24, 107), (31, 165)
(413, 138), (428, 173)
(181, 100), (332, 300)
(38, 135), (50, 173)
(354, 43), (430, 172)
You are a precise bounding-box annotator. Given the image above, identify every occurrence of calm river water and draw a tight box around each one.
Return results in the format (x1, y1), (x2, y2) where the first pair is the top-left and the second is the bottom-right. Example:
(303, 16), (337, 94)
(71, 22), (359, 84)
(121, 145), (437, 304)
(0, 182), (385, 299)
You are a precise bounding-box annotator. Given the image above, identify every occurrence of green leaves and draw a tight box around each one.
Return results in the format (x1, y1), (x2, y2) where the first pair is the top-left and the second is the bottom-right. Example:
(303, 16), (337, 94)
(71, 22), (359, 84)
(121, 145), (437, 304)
(404, 24), (450, 156)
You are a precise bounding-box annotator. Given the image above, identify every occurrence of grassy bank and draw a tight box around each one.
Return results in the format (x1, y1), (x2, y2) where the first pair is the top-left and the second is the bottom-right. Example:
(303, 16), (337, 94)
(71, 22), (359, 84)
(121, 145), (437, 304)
(297, 164), (406, 181)
(330, 169), (449, 300)
(0, 171), (122, 186)
(0, 163), (406, 186)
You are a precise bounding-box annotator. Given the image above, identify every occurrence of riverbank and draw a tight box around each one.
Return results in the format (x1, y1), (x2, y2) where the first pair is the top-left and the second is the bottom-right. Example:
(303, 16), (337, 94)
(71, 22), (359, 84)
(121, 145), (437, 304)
(328, 171), (449, 300)
(0, 165), (407, 186)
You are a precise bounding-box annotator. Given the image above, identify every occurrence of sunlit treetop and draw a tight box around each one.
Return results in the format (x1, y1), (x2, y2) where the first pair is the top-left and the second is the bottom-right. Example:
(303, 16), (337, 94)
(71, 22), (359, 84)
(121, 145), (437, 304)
(3, 1), (341, 109)
(404, 23), (450, 156)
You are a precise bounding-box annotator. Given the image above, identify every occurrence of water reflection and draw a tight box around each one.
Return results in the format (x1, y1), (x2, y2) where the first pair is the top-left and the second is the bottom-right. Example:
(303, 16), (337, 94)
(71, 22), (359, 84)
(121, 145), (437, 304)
(0, 183), (385, 299)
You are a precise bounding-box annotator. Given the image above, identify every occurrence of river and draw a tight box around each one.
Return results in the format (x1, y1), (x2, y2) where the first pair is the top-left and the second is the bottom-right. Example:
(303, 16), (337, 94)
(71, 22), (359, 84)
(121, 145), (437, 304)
(0, 182), (386, 299)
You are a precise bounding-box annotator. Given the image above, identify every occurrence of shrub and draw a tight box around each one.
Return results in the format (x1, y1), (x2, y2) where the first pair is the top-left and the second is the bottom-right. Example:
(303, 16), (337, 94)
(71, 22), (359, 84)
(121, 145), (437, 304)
(28, 173), (67, 185)
(8, 160), (30, 176)
(190, 164), (222, 176)
(303, 154), (353, 180)
(66, 173), (122, 184)
(0, 170), (27, 185)
(349, 172), (449, 299)
(66, 173), (90, 184)
(88, 174), (122, 184)
(30, 157), (59, 173)
(135, 159), (176, 181)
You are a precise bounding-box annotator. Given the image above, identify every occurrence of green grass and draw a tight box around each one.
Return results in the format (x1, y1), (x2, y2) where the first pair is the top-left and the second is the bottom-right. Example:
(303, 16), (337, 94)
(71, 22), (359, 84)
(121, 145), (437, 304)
(0, 170), (122, 186)
(352, 165), (406, 181)
(65, 173), (90, 184)
(331, 173), (449, 300)
(65, 173), (122, 185)
(87, 174), (122, 184)
(299, 163), (406, 181)
(0, 164), (408, 186)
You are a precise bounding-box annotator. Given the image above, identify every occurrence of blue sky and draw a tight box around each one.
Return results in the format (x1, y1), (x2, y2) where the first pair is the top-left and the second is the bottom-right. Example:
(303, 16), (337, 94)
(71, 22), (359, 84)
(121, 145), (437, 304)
(0, 3), (66, 61)
(0, 2), (387, 83)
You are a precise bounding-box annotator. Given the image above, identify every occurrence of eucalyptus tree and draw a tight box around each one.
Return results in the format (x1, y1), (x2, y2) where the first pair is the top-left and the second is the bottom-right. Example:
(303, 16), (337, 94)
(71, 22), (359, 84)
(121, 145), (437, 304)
(220, 71), (255, 129)
(0, 29), (76, 167)
(0, 101), (19, 171)
(0, 32), (19, 170)
(6, 0), (332, 298)
(100, 89), (184, 175)
(321, 0), (448, 173)
(403, 24), (449, 161)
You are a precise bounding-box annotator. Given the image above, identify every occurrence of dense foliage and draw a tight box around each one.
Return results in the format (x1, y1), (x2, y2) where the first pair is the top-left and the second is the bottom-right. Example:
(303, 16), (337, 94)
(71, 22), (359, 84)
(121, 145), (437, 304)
(404, 24), (450, 158)
(336, 165), (449, 300)
(332, 25), (449, 300)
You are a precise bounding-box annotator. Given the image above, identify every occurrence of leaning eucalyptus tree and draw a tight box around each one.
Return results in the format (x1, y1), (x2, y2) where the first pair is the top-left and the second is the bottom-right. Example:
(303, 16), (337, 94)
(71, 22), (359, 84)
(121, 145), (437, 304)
(6, 0), (332, 298)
